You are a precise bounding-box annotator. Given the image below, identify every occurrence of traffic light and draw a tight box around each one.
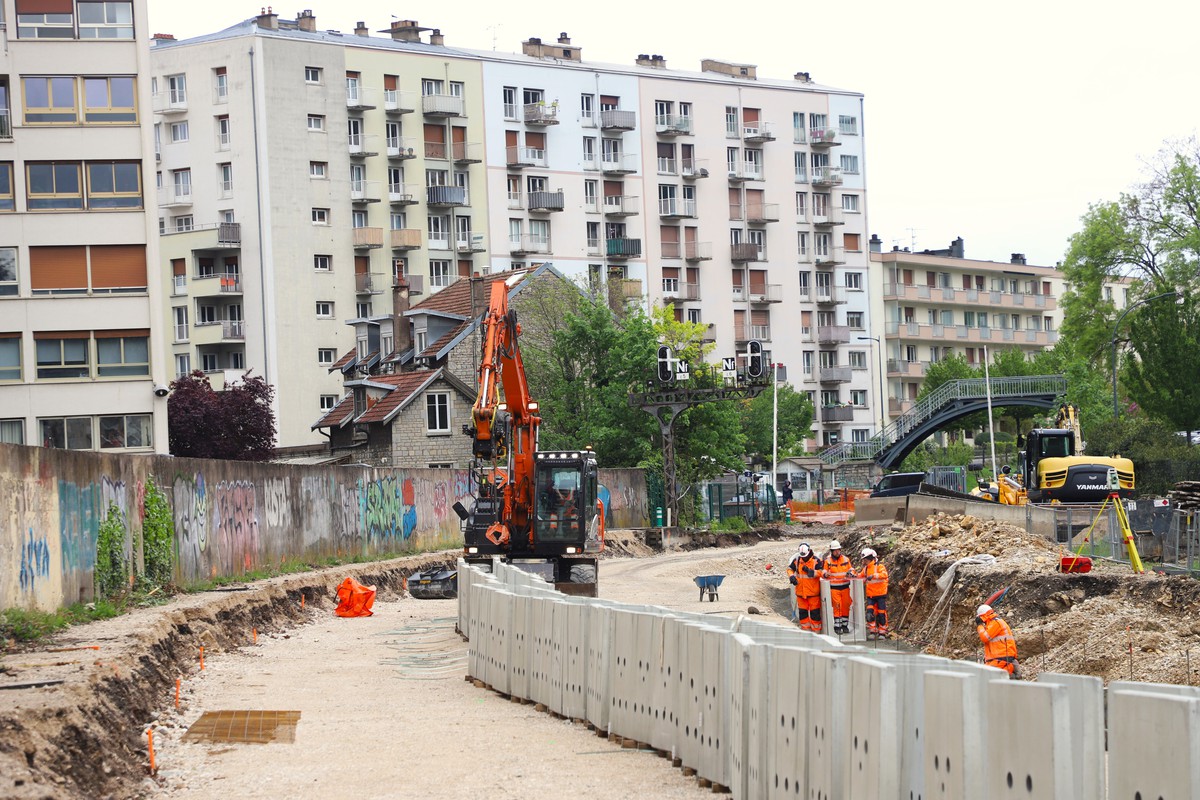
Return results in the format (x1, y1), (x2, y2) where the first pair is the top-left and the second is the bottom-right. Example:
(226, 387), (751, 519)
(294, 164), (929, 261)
(746, 340), (764, 379)
(657, 345), (674, 384)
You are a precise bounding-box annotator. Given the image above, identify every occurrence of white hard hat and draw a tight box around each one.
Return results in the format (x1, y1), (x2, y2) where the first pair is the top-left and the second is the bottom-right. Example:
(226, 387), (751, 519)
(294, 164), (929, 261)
(797, 543), (812, 557)
(861, 548), (877, 559)
(976, 604), (992, 616)
(829, 539), (842, 550)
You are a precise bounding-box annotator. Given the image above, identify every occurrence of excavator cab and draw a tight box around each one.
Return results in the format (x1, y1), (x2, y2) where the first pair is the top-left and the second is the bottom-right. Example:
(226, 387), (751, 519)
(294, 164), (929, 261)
(531, 450), (603, 555)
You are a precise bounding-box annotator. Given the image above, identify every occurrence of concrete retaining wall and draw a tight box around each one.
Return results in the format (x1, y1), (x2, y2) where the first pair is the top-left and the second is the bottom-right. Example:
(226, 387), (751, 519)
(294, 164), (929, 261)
(460, 559), (1189, 799)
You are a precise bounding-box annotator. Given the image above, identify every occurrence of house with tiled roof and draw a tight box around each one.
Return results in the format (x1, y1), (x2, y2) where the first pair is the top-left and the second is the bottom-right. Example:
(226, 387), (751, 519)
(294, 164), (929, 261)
(312, 264), (566, 466)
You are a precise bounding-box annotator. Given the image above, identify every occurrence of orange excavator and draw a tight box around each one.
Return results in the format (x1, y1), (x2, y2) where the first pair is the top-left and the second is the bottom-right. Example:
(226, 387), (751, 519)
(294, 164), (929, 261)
(456, 274), (605, 595)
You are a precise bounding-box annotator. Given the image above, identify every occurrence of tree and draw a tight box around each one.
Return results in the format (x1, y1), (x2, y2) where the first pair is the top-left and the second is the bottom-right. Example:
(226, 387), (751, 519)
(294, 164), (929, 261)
(987, 347), (1041, 432)
(167, 370), (277, 460)
(1124, 288), (1200, 434)
(1029, 340), (1113, 435)
(741, 383), (814, 461)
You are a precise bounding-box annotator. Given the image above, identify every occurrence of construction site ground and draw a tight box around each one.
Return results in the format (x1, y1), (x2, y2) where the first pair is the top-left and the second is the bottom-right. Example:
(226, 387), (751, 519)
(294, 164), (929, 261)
(3, 516), (1200, 798)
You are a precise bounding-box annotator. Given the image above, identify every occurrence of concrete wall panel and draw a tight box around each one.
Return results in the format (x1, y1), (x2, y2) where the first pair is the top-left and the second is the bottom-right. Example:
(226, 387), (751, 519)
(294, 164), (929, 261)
(923, 670), (984, 800)
(1109, 689), (1200, 800)
(845, 657), (899, 799)
(985, 680), (1073, 799)
(560, 600), (589, 719)
(585, 603), (614, 730)
(767, 646), (807, 800)
(1036, 672), (1104, 800)
(805, 651), (847, 799)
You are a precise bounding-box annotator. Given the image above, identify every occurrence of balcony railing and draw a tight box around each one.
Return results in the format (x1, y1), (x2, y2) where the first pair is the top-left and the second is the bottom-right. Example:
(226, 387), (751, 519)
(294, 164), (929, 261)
(355, 272), (385, 294)
(452, 141), (482, 163)
(388, 184), (418, 205)
(426, 185), (466, 206)
(603, 195), (639, 216)
(217, 222), (240, 246)
(152, 91), (188, 114)
(821, 405), (856, 422)
(747, 203), (779, 223)
(347, 133), (379, 157)
(812, 208), (845, 226)
(749, 283), (783, 303)
(684, 241), (712, 261)
(193, 318), (245, 339)
(735, 325), (772, 343)
(659, 198), (697, 218)
(457, 236), (485, 253)
(818, 366), (853, 384)
(349, 180), (381, 203)
(159, 187), (193, 207)
(815, 285), (847, 304)
(390, 228), (421, 250)
(528, 190), (564, 212)
(387, 137), (417, 159)
(742, 123), (775, 143)
(524, 102), (559, 125)
(816, 325), (850, 345)
(599, 109), (636, 130)
(812, 166), (843, 186)
(809, 127), (840, 146)
(731, 242), (763, 262)
(601, 153), (638, 174)
(681, 158), (710, 179)
(657, 157), (677, 175)
(655, 114), (692, 136)
(681, 282), (701, 301)
(384, 89), (415, 114)
(352, 227), (384, 248)
(606, 238), (642, 259)
(346, 86), (376, 110)
(887, 359), (927, 377)
(586, 237), (604, 257)
(815, 246), (846, 266)
(509, 234), (551, 255)
(422, 93), (464, 116)
(506, 146), (546, 168)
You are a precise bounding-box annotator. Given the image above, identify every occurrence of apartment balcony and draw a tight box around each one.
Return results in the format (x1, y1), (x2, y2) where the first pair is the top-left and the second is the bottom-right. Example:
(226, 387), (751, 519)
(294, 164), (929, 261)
(452, 141), (482, 164)
(384, 89), (416, 114)
(735, 325), (772, 344)
(0, 111), (13, 141)
(193, 319), (245, 343)
(346, 87), (376, 111)
(684, 241), (712, 262)
(352, 227), (384, 249)
(606, 238), (642, 259)
(656, 157), (678, 175)
(524, 102), (559, 125)
(815, 285), (847, 305)
(528, 190), (565, 212)
(427, 237), (452, 252)
(812, 166), (843, 187)
(152, 92), (188, 115)
(599, 109), (636, 131)
(817, 325), (851, 345)
(889, 398), (914, 416)
(887, 359), (927, 378)
(821, 404), (856, 422)
(680, 282), (701, 302)
(422, 93), (464, 117)
(681, 158), (710, 179)
(603, 195), (640, 216)
(350, 180), (382, 204)
(387, 137), (417, 159)
(742, 123), (776, 143)
(586, 238), (604, 257)
(658, 198), (697, 219)
(355, 272), (385, 295)
(158, 187), (193, 208)
(390, 228), (422, 250)
(812, 208), (845, 227)
(601, 153), (638, 174)
(507, 192), (524, 210)
(620, 278), (643, 300)
(881, 283), (1058, 311)
(426, 185), (467, 206)
(388, 184), (419, 205)
(700, 322), (716, 343)
(747, 203), (779, 224)
(749, 284), (783, 304)
(728, 162), (764, 182)
(655, 114), (692, 136)
(506, 146), (546, 169)
(190, 272), (243, 298)
(815, 246), (846, 266)
(457, 236), (486, 254)
(348, 134), (379, 157)
(509, 235), (551, 256)
(809, 128), (840, 147)
(730, 243), (764, 262)
(403, 274), (425, 295)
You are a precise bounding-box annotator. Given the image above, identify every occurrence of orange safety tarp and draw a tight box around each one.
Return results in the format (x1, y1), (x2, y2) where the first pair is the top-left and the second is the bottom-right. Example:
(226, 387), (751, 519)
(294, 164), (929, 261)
(334, 577), (377, 617)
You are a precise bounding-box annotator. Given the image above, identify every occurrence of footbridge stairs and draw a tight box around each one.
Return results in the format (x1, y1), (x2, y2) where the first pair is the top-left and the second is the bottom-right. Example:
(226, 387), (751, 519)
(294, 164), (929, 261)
(821, 375), (1067, 470)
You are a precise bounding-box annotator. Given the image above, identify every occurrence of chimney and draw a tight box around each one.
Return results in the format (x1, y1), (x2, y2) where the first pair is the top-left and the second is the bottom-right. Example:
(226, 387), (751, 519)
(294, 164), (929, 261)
(868, 234), (882, 253)
(1010, 253), (1026, 265)
(255, 6), (278, 30)
(701, 59), (757, 80)
(635, 53), (654, 67)
(354, 20), (369, 37)
(950, 237), (965, 259)
(558, 32), (570, 44)
(151, 32), (176, 41)
(794, 71), (811, 83)
(652, 54), (666, 68)
(296, 9), (316, 32)
(392, 277), (413, 355)
(429, 28), (444, 46)
(523, 35), (582, 61)
(383, 19), (428, 42)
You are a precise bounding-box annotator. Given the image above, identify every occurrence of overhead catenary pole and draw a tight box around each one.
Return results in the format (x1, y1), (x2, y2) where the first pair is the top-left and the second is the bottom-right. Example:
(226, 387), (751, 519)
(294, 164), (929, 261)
(772, 362), (779, 499)
(984, 345), (998, 481)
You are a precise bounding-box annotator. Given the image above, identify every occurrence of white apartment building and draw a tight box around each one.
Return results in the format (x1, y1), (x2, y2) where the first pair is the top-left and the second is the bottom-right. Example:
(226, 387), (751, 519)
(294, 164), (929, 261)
(0, 0), (167, 452)
(152, 13), (875, 449)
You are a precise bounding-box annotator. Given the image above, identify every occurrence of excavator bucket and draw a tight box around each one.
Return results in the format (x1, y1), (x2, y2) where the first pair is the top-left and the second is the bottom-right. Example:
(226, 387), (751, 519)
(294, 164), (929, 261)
(407, 567), (458, 600)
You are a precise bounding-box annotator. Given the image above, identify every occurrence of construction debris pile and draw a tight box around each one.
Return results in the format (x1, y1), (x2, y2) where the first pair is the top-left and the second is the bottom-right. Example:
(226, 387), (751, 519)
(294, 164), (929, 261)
(1168, 481), (1200, 510)
(886, 512), (1060, 569)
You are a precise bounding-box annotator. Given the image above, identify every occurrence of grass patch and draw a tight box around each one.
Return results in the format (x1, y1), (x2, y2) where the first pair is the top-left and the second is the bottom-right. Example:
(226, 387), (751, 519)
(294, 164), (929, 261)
(184, 548), (424, 593)
(1, 601), (122, 647)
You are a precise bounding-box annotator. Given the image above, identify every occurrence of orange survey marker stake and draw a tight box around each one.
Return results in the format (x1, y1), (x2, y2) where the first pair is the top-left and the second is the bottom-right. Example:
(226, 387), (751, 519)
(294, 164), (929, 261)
(301, 593), (305, 609)
(199, 645), (205, 671)
(146, 728), (156, 774)
(175, 678), (180, 709)
(252, 627), (257, 644)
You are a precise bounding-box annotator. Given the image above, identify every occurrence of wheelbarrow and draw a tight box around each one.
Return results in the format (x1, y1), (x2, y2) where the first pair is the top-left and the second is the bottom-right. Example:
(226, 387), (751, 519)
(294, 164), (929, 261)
(694, 574), (725, 602)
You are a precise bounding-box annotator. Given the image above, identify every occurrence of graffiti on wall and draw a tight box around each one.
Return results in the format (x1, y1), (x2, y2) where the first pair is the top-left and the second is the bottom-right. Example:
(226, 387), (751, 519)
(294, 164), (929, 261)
(58, 480), (99, 578)
(211, 480), (260, 573)
(18, 529), (51, 592)
(173, 473), (209, 574)
(263, 478), (291, 530)
(359, 475), (416, 541)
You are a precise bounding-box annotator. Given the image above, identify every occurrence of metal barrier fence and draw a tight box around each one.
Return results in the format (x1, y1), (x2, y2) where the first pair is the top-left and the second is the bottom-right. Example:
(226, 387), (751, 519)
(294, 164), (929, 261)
(1048, 503), (1200, 574)
(703, 481), (779, 524)
(926, 465), (967, 493)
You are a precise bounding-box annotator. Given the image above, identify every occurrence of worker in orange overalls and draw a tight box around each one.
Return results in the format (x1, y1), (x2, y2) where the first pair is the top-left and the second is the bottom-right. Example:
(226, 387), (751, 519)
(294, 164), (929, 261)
(786, 543), (824, 633)
(976, 604), (1020, 678)
(823, 540), (854, 635)
(858, 548), (889, 636)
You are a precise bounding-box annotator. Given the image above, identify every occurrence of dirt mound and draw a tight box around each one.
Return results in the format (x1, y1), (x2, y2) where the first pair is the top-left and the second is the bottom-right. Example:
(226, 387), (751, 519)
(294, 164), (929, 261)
(843, 512), (1200, 685)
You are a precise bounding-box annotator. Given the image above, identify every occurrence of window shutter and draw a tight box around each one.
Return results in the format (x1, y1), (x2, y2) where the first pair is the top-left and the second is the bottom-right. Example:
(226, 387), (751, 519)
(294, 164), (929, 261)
(171, 258), (186, 277)
(90, 245), (147, 289)
(29, 246), (86, 290)
(94, 328), (149, 339)
(16, 0), (74, 13)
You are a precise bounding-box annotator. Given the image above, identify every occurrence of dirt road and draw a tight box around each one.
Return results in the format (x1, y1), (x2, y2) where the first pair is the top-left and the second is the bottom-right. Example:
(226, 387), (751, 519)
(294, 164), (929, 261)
(144, 538), (809, 799)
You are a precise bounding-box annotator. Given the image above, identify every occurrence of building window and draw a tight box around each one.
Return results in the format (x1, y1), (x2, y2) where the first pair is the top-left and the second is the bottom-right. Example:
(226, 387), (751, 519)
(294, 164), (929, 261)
(169, 120), (188, 142)
(22, 77), (77, 124)
(0, 336), (20, 380)
(307, 114), (325, 132)
(0, 164), (14, 212)
(794, 152), (807, 183)
(320, 394), (337, 411)
(305, 66), (322, 84)
(840, 154), (860, 174)
(36, 335), (90, 378)
(27, 162), (83, 210)
(17, 7), (76, 39)
(502, 86), (517, 119)
(317, 348), (336, 366)
(845, 272), (862, 290)
(39, 418), (93, 450)
(166, 74), (187, 105)
(213, 67), (228, 102)
(851, 429), (869, 443)
(96, 333), (149, 376)
(847, 312), (864, 329)
(311, 208), (329, 225)
(838, 115), (858, 135)
(172, 307), (188, 341)
(173, 214), (193, 232)
(0, 419), (23, 443)
(83, 76), (136, 123)
(426, 392), (450, 433)
(218, 162), (233, 196)
(355, 302), (371, 318)
(849, 351), (866, 369)
(0, 248), (16, 296)
(85, 161), (142, 209)
(851, 390), (868, 406)
(314, 254), (331, 271)
(78, 2), (134, 38)
(315, 301), (334, 318)
(430, 259), (451, 288)
(842, 194), (859, 213)
(309, 161), (327, 178)
(175, 353), (190, 378)
(98, 414), (151, 449)
(216, 115), (231, 149)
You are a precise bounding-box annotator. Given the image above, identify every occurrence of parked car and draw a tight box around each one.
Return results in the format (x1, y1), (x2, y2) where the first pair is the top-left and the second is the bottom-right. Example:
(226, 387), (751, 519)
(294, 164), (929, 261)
(869, 471), (926, 498)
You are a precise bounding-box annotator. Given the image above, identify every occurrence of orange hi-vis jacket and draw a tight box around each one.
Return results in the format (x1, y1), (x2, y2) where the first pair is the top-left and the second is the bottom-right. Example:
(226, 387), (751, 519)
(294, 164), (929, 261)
(977, 609), (1018, 667)
(787, 554), (823, 597)
(823, 553), (853, 589)
(860, 560), (888, 597)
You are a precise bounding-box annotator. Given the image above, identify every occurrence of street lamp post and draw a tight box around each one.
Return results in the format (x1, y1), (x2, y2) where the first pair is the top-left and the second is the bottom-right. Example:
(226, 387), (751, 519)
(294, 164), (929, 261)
(857, 336), (886, 433)
(1110, 291), (1177, 420)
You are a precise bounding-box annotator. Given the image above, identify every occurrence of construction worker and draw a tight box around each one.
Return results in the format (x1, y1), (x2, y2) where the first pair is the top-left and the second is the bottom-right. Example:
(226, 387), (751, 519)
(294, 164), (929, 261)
(976, 604), (1020, 678)
(858, 548), (889, 636)
(787, 543), (823, 632)
(823, 540), (854, 635)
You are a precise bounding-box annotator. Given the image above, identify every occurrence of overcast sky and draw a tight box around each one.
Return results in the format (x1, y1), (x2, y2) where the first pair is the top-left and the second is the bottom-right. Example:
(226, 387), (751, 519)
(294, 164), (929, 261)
(149, 0), (1200, 269)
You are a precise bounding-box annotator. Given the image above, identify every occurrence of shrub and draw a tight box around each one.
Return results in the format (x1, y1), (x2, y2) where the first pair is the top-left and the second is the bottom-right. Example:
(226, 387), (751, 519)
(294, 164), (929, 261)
(94, 503), (127, 599)
(141, 476), (175, 589)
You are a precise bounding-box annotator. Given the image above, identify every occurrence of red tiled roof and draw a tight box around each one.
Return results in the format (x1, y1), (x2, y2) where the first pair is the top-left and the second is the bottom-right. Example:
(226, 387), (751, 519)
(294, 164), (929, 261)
(312, 395), (354, 429)
(329, 348), (356, 373)
(410, 268), (534, 317)
(421, 321), (469, 360)
(355, 370), (444, 424)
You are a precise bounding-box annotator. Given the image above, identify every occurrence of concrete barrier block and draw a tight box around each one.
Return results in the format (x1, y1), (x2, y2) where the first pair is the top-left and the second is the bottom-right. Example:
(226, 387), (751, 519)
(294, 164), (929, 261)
(845, 656), (899, 799)
(1037, 672), (1104, 800)
(585, 604), (614, 730)
(765, 646), (807, 799)
(609, 609), (641, 738)
(508, 593), (531, 700)
(529, 596), (555, 706)
(697, 626), (730, 788)
(743, 642), (774, 800)
(652, 616), (685, 753)
(678, 623), (708, 771)
(805, 651), (848, 799)
(726, 633), (755, 799)
(1109, 689), (1200, 799)
(632, 611), (665, 744)
(561, 600), (589, 719)
(985, 679), (1073, 799)
(923, 670), (984, 800)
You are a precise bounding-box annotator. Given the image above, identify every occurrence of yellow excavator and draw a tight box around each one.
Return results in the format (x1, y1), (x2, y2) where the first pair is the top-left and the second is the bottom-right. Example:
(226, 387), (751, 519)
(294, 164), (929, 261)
(972, 404), (1135, 504)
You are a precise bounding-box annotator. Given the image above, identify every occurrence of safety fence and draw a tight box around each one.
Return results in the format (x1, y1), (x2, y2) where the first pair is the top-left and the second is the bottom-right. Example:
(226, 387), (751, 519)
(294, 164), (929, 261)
(1052, 503), (1200, 573)
(458, 559), (1199, 799)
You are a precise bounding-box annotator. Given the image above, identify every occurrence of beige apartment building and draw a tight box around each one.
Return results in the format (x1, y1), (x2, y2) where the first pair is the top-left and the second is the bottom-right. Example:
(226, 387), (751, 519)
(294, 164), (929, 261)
(870, 238), (1064, 419)
(0, 0), (166, 452)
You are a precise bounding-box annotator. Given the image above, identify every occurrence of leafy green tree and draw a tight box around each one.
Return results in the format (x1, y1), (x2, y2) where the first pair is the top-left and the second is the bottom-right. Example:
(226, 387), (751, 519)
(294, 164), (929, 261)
(987, 347), (1041, 432)
(1124, 288), (1200, 435)
(741, 383), (814, 461)
(1029, 340), (1115, 436)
